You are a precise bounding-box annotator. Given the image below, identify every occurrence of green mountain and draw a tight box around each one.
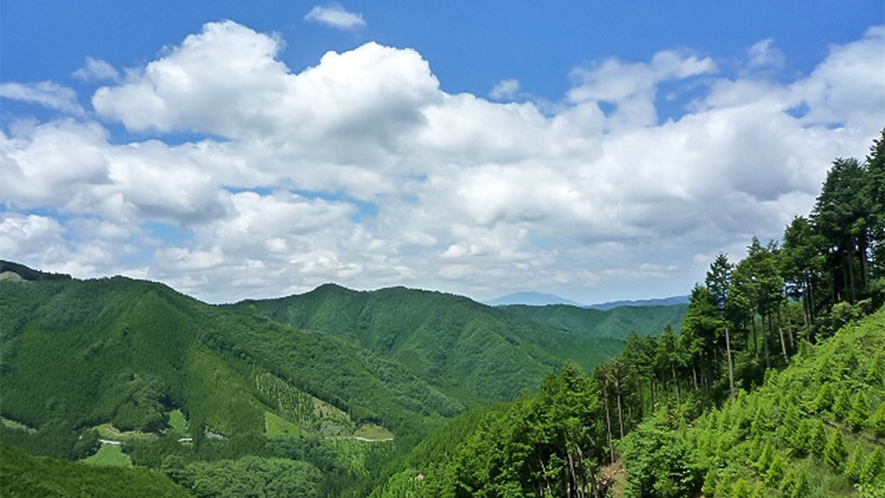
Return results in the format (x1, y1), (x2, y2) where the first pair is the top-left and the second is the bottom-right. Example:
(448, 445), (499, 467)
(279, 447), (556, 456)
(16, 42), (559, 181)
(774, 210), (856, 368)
(500, 302), (687, 340)
(0, 271), (466, 456)
(0, 262), (655, 496)
(227, 284), (625, 401)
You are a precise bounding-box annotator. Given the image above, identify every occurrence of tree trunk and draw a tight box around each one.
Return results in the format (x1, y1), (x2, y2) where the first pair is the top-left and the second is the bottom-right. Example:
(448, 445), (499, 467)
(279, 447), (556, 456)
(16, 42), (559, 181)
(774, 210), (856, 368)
(616, 382), (625, 440)
(725, 325), (735, 402)
(752, 316), (758, 357)
(777, 306), (789, 363)
(763, 312), (770, 369)
(602, 384), (614, 463)
(784, 303), (795, 351)
(671, 365), (680, 404)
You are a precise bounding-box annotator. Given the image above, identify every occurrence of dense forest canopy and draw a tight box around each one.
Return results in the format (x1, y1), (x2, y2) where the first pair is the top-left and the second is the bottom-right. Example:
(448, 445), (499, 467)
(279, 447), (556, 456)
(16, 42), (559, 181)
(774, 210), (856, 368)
(2, 130), (885, 497)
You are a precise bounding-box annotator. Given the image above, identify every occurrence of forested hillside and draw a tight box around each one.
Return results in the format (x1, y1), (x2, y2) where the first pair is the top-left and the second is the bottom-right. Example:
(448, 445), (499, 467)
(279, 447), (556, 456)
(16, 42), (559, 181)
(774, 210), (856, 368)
(501, 302), (687, 340)
(0, 260), (663, 496)
(228, 285), (628, 400)
(0, 272), (471, 495)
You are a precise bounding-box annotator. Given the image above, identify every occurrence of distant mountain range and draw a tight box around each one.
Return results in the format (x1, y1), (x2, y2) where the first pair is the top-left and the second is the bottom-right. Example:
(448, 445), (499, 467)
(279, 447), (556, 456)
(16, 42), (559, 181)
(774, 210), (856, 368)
(485, 291), (690, 310)
(484, 291), (584, 307)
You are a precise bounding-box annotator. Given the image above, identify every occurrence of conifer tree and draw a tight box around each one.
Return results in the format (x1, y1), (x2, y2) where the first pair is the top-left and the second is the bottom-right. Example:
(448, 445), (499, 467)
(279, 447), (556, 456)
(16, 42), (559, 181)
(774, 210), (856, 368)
(788, 418), (810, 456)
(765, 453), (785, 486)
(781, 468), (809, 498)
(833, 388), (852, 421)
(755, 440), (774, 474)
(846, 443), (864, 482)
(860, 447), (884, 486)
(749, 481), (766, 498)
(872, 401), (885, 438)
(730, 477), (751, 498)
(847, 392), (870, 431)
(809, 420), (827, 460)
(867, 353), (885, 387)
(824, 428), (847, 473)
(810, 382), (833, 413)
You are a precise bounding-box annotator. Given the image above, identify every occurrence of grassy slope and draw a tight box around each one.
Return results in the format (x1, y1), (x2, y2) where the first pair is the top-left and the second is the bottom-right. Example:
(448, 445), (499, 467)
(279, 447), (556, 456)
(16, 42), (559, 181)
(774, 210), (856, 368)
(229, 284), (624, 401)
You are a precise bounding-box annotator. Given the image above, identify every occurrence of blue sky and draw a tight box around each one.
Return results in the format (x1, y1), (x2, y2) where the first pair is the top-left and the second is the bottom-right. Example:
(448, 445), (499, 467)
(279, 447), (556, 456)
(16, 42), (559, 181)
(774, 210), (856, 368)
(1, 1), (884, 304)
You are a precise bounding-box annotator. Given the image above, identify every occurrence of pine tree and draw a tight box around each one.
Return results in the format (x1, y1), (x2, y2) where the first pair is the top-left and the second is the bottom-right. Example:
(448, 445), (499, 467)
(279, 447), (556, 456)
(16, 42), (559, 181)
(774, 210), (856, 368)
(833, 388), (852, 421)
(824, 428), (847, 473)
(871, 401), (885, 438)
(788, 418), (810, 456)
(749, 481), (766, 498)
(847, 392), (870, 432)
(755, 440), (774, 474)
(810, 382), (833, 413)
(846, 443), (864, 482)
(765, 453), (785, 486)
(809, 420), (828, 460)
(781, 468), (809, 498)
(730, 477), (751, 498)
(860, 447), (885, 486)
(866, 353), (885, 387)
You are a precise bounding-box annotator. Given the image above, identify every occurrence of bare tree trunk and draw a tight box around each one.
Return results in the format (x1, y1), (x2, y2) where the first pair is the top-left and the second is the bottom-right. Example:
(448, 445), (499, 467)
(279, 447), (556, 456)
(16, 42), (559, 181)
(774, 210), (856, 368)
(671, 365), (680, 404)
(615, 380), (625, 440)
(602, 383), (614, 463)
(777, 306), (789, 364)
(784, 303), (795, 351)
(752, 316), (758, 357)
(763, 312), (770, 369)
(725, 325), (735, 402)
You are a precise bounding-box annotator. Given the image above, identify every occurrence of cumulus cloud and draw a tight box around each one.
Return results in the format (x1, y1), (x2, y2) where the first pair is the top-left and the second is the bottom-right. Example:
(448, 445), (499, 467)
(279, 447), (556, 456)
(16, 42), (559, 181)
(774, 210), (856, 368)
(490, 79), (521, 100)
(72, 57), (120, 82)
(1, 20), (883, 304)
(744, 38), (785, 72)
(304, 3), (366, 30)
(0, 81), (85, 116)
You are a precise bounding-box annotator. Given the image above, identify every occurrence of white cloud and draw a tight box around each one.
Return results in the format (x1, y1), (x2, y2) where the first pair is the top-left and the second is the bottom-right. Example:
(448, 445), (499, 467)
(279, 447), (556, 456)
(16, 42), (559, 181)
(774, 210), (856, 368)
(72, 57), (120, 82)
(304, 3), (366, 30)
(745, 38), (785, 72)
(0, 81), (84, 116)
(1, 21), (883, 304)
(490, 79), (521, 100)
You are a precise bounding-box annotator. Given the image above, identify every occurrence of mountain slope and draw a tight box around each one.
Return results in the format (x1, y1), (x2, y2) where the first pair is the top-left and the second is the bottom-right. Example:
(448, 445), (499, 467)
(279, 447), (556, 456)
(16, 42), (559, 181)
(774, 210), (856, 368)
(228, 284), (624, 401)
(500, 302), (687, 340)
(0, 272), (465, 458)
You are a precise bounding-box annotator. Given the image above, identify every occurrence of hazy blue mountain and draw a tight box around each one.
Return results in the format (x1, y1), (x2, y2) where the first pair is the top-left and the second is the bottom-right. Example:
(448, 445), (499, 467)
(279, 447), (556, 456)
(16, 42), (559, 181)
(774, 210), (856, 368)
(587, 295), (690, 311)
(484, 291), (584, 306)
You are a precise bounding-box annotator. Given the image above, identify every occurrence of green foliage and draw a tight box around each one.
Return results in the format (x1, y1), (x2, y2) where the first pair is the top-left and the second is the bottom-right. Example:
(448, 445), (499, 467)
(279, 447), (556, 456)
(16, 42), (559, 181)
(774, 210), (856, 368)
(847, 392), (871, 431)
(501, 302), (688, 340)
(0, 444), (190, 497)
(824, 427), (848, 473)
(231, 285), (626, 402)
(620, 421), (697, 498)
(872, 401), (885, 437)
(429, 365), (603, 497)
(183, 456), (321, 498)
(860, 447), (885, 486)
